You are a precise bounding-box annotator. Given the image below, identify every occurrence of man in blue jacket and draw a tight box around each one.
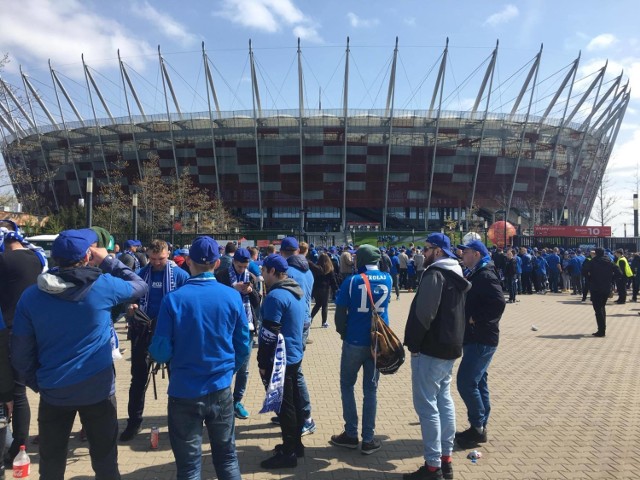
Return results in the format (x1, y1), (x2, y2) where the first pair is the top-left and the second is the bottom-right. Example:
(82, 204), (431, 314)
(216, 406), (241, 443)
(257, 254), (307, 469)
(276, 237), (316, 436)
(149, 236), (250, 480)
(456, 240), (506, 450)
(12, 229), (148, 479)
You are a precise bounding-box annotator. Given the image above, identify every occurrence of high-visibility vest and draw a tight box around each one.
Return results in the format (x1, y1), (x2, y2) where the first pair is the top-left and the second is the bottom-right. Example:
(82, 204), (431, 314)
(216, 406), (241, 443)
(617, 257), (633, 278)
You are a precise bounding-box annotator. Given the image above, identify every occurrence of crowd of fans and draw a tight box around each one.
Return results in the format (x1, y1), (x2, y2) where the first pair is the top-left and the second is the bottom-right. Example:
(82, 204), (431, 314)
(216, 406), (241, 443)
(0, 218), (633, 479)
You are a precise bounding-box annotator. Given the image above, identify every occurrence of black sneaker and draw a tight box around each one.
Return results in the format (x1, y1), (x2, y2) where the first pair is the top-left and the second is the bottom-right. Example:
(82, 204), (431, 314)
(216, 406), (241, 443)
(330, 431), (359, 449)
(361, 438), (381, 455)
(260, 451), (297, 469)
(592, 331), (606, 337)
(455, 427), (486, 449)
(270, 416), (281, 425)
(119, 423), (142, 442)
(441, 461), (453, 480)
(403, 465), (444, 480)
(274, 443), (305, 458)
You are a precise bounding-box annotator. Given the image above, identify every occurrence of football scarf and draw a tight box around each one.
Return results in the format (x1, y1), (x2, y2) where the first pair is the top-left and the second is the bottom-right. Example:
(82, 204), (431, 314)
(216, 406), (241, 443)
(259, 332), (287, 414)
(138, 261), (178, 314)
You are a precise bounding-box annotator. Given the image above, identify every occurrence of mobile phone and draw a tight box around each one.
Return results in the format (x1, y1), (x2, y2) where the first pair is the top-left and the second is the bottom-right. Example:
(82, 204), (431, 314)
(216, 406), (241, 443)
(243, 281), (251, 285)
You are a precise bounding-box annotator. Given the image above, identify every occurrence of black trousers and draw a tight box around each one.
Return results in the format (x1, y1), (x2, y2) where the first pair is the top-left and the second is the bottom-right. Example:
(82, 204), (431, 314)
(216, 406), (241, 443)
(262, 361), (304, 455)
(5, 382), (30, 461)
(311, 287), (330, 325)
(126, 332), (152, 427)
(591, 292), (609, 334)
(615, 277), (627, 302)
(38, 395), (120, 480)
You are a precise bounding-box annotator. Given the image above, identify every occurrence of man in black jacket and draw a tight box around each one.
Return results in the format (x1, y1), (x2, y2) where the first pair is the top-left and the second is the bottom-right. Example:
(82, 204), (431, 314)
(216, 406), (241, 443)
(403, 233), (470, 480)
(582, 248), (622, 337)
(455, 240), (506, 450)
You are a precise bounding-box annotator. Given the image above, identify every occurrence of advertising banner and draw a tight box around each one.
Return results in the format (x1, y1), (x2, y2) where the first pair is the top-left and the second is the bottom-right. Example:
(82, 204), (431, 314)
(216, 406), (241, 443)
(533, 225), (611, 237)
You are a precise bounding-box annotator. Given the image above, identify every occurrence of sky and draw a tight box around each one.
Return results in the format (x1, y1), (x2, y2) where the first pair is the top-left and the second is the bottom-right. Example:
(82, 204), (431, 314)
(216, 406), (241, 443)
(0, 0), (639, 235)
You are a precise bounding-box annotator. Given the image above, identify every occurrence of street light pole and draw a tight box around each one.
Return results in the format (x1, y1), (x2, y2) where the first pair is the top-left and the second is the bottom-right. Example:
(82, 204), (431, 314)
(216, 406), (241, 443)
(169, 205), (175, 247)
(459, 223), (463, 244)
(563, 207), (569, 226)
(484, 220), (488, 245)
(634, 194), (638, 237)
(85, 173), (93, 228)
(132, 191), (138, 239)
(194, 212), (199, 235)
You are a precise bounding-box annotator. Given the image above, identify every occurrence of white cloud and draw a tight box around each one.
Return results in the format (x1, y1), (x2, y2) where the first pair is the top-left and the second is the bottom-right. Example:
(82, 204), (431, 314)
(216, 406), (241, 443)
(217, 0), (306, 33)
(0, 0), (153, 77)
(346, 12), (379, 28)
(131, 1), (197, 47)
(404, 17), (417, 27)
(483, 5), (519, 27)
(586, 33), (618, 52)
(293, 25), (323, 44)
(216, 0), (320, 43)
(579, 57), (640, 102)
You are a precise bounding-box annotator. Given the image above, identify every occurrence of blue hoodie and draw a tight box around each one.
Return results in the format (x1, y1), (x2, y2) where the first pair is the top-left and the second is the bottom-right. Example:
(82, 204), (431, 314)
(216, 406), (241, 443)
(11, 256), (147, 406)
(286, 254), (314, 328)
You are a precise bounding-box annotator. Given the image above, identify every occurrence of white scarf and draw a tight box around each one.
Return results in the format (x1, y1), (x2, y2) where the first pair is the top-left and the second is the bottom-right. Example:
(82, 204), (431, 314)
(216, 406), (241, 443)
(259, 333), (287, 414)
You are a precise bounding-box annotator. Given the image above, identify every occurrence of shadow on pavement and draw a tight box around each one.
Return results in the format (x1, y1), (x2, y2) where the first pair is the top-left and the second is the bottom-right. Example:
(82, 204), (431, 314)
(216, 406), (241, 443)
(536, 334), (589, 339)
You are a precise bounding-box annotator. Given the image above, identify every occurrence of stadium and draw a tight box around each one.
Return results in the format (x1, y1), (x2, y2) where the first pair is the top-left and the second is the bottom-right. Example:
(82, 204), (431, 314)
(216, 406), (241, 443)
(0, 40), (629, 234)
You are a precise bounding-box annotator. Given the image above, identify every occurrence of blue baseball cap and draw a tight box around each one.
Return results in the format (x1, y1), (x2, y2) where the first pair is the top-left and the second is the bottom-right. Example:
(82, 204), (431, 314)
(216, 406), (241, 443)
(189, 236), (220, 265)
(52, 229), (99, 262)
(425, 233), (456, 259)
(234, 247), (251, 263)
(459, 239), (490, 257)
(280, 236), (299, 251)
(124, 239), (142, 249)
(262, 254), (288, 273)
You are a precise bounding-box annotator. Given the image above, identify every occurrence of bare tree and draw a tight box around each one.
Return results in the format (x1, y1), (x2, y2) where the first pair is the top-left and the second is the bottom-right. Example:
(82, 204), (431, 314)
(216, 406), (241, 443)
(590, 172), (620, 226)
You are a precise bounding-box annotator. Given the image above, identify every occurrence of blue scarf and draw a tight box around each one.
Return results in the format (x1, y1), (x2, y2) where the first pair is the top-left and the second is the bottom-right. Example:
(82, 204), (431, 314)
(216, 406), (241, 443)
(228, 264), (253, 324)
(138, 261), (177, 314)
(259, 333), (287, 414)
(0, 226), (48, 271)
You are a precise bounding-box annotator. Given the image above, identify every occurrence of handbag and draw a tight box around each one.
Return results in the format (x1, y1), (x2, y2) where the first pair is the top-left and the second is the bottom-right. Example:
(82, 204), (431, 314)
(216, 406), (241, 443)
(360, 274), (405, 375)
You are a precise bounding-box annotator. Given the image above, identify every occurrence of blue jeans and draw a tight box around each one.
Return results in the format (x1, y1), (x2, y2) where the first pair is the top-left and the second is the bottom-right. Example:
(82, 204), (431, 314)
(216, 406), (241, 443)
(456, 343), (498, 429)
(298, 321), (312, 420)
(506, 276), (517, 302)
(168, 387), (241, 480)
(233, 356), (249, 404)
(410, 353), (456, 468)
(340, 342), (379, 442)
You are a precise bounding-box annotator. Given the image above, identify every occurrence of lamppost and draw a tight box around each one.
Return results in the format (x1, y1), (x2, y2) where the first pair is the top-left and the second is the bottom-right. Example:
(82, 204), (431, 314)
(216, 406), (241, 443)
(484, 220), (488, 245)
(85, 173), (93, 228)
(459, 223), (463, 244)
(624, 223), (628, 237)
(132, 191), (138, 240)
(517, 215), (522, 244)
(634, 193), (639, 237)
(169, 205), (175, 247)
(412, 228), (415, 244)
(563, 207), (569, 226)
(194, 212), (199, 235)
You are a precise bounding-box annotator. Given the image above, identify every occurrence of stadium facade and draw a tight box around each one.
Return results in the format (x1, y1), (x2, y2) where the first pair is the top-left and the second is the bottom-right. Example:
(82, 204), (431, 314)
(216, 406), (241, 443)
(0, 39), (630, 233)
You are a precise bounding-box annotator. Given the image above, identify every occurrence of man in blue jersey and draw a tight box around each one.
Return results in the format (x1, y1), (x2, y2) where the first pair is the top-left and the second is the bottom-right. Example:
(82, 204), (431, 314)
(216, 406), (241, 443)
(331, 244), (392, 455)
(149, 236), (250, 480)
(276, 237), (316, 436)
(258, 254), (307, 469)
(11, 229), (148, 479)
(121, 239), (190, 441)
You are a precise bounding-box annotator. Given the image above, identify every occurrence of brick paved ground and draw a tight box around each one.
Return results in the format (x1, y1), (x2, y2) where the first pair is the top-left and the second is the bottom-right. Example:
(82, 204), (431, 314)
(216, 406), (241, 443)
(15, 291), (640, 479)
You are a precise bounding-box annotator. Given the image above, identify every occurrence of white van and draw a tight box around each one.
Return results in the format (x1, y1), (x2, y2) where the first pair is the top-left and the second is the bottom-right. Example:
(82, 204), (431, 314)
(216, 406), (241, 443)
(25, 234), (58, 258)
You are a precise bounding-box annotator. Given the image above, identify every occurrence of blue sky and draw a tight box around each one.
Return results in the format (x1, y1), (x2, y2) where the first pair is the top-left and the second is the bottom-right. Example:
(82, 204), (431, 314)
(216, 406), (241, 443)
(1, 0), (638, 234)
